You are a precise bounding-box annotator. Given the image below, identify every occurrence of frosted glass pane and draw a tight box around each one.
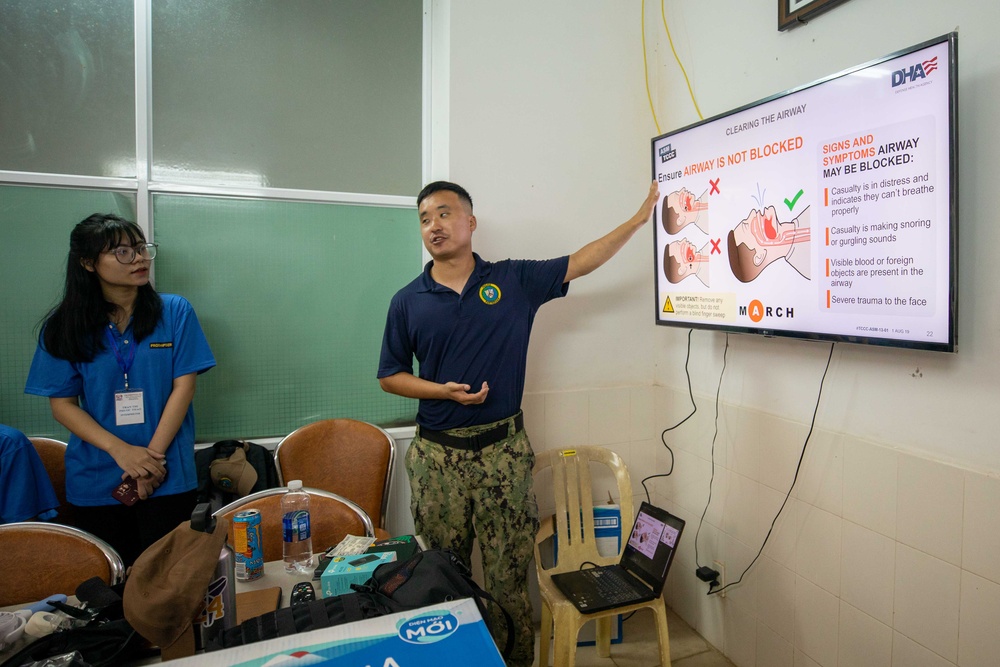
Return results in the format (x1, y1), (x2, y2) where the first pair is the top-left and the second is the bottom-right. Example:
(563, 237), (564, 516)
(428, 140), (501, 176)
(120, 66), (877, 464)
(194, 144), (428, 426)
(151, 1), (422, 196)
(0, 1), (136, 177)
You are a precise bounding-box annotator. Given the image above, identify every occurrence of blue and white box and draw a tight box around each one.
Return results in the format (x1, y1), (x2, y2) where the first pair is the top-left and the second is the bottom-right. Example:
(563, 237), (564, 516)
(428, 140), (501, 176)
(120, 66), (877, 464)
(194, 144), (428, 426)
(170, 598), (505, 666)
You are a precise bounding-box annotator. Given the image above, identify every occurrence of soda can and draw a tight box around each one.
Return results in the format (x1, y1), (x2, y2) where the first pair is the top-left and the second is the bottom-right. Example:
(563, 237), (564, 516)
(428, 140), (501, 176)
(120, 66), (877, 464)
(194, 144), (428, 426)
(233, 508), (264, 581)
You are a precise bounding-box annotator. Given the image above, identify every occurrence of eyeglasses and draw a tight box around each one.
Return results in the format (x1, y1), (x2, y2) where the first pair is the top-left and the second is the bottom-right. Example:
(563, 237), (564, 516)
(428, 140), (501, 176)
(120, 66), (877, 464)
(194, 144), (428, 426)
(107, 243), (158, 264)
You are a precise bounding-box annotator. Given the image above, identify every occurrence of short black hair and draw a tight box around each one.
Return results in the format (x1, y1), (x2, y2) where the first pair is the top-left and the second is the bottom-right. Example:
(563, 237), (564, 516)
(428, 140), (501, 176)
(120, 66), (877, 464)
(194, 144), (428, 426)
(417, 181), (473, 212)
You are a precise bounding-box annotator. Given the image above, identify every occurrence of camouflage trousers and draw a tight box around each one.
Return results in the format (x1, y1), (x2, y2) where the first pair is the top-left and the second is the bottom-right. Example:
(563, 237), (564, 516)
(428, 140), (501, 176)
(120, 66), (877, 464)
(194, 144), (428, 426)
(406, 416), (539, 667)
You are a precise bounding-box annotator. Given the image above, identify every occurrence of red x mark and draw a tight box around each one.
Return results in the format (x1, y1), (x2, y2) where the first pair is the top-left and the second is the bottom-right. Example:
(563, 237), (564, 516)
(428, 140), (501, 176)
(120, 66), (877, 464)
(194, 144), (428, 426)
(709, 178), (720, 195)
(710, 238), (722, 255)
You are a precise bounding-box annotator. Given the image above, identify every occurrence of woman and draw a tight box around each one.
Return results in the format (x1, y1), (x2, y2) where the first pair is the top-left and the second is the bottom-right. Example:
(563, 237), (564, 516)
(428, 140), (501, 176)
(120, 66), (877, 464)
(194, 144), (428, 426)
(25, 213), (215, 565)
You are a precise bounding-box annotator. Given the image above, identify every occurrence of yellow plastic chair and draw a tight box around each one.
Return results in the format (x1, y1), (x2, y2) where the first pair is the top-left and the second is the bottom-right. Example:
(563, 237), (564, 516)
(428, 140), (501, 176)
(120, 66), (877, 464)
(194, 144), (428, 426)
(533, 446), (672, 667)
(274, 419), (394, 540)
(0, 522), (125, 606)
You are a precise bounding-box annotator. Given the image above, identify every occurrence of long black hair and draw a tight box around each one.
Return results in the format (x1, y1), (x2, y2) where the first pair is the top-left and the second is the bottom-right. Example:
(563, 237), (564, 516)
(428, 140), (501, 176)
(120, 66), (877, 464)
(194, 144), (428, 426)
(40, 213), (163, 363)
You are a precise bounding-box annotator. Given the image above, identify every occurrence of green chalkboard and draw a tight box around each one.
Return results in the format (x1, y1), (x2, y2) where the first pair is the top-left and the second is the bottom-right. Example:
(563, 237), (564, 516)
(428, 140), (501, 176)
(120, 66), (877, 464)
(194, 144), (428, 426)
(0, 185), (419, 441)
(0, 185), (136, 439)
(152, 194), (419, 439)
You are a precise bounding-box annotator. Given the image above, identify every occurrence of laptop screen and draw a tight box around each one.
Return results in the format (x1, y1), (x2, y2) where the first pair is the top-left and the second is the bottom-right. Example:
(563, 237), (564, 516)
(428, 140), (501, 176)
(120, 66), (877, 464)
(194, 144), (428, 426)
(620, 502), (686, 594)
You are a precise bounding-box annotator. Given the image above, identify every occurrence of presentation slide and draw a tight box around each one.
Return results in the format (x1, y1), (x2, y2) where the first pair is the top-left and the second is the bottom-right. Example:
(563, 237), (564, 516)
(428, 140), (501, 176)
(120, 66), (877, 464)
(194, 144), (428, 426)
(652, 37), (954, 350)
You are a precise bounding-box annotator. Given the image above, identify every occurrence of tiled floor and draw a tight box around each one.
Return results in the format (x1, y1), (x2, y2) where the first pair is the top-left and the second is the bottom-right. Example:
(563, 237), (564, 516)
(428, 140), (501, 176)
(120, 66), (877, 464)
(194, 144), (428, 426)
(531, 606), (736, 667)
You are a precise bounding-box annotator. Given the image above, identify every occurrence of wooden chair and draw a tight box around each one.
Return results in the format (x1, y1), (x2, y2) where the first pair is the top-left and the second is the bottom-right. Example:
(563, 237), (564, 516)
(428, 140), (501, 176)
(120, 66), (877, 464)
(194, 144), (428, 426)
(533, 446), (672, 667)
(0, 522), (125, 606)
(213, 487), (374, 562)
(274, 419), (394, 539)
(28, 437), (80, 526)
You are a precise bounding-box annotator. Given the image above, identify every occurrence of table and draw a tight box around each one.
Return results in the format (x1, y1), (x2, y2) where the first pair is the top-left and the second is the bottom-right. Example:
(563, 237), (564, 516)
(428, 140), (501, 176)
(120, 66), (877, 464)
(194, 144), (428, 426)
(235, 558), (313, 596)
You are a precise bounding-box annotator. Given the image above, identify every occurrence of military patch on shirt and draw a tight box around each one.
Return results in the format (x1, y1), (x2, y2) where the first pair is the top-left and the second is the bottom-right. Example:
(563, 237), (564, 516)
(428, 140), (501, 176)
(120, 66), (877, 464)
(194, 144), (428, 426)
(479, 283), (502, 305)
(149, 342), (173, 348)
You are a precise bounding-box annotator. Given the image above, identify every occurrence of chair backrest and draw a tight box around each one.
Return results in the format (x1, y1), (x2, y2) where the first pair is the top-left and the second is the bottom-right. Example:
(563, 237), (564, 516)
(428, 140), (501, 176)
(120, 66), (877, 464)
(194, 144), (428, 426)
(0, 522), (125, 606)
(213, 487), (375, 562)
(533, 446), (634, 575)
(29, 437), (80, 526)
(274, 419), (395, 531)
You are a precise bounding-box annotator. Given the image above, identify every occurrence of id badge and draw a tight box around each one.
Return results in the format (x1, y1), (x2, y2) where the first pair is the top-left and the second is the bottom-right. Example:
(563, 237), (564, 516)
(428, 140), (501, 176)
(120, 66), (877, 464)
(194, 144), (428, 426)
(114, 389), (145, 426)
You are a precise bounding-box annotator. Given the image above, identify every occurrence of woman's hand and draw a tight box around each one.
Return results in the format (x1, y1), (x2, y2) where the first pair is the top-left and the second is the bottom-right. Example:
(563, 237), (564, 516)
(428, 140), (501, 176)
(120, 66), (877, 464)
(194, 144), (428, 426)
(110, 443), (167, 481)
(135, 474), (161, 501)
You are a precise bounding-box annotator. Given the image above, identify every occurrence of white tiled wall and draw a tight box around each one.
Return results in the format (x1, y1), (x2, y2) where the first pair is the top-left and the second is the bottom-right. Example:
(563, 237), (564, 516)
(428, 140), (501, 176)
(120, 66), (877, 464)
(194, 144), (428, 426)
(518, 384), (1000, 667)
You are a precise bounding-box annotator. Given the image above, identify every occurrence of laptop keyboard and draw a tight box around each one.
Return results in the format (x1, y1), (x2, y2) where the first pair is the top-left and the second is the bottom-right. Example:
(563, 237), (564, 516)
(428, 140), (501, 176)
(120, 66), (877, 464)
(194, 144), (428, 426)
(578, 568), (643, 607)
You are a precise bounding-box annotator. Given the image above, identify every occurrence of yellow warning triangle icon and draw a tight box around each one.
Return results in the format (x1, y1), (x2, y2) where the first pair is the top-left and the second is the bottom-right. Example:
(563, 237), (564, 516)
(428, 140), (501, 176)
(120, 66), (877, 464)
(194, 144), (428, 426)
(663, 296), (675, 313)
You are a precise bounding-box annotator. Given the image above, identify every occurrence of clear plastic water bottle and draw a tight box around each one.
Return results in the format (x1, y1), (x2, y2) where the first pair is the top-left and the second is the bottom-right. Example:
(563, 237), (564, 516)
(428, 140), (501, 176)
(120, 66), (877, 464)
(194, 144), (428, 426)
(282, 480), (315, 573)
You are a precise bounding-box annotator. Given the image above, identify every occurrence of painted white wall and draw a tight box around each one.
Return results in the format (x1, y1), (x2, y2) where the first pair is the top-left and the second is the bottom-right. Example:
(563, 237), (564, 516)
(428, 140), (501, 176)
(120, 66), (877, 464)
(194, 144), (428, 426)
(446, 1), (659, 394)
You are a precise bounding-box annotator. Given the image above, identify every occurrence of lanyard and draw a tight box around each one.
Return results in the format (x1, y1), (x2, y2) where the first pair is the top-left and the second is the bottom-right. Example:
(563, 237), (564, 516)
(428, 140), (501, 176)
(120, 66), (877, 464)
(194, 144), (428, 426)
(105, 324), (137, 390)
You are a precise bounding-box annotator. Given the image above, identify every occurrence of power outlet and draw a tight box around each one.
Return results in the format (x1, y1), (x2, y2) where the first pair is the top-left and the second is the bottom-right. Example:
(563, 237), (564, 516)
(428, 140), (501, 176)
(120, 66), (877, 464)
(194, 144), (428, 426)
(713, 560), (726, 598)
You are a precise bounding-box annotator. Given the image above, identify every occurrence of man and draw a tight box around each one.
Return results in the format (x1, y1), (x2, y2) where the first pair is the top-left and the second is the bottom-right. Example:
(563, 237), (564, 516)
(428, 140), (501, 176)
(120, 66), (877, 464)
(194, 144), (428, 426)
(378, 180), (658, 666)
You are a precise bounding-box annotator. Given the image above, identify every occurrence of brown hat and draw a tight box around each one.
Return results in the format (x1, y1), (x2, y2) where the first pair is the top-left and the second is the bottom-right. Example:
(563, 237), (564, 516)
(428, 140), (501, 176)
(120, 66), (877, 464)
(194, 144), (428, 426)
(210, 445), (258, 497)
(123, 517), (228, 659)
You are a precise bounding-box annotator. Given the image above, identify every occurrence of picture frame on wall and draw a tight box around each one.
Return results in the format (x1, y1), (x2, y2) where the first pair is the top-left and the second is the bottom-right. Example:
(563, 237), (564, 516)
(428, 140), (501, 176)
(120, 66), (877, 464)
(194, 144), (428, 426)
(778, 0), (851, 31)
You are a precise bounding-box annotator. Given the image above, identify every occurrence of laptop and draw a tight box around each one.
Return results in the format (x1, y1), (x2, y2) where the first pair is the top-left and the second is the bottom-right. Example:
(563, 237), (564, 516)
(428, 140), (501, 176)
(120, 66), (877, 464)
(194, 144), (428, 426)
(551, 502), (685, 614)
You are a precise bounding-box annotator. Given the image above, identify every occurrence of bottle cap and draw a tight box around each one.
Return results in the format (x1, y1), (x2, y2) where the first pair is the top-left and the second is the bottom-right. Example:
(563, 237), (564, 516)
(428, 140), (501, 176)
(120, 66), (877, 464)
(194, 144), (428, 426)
(288, 480), (303, 491)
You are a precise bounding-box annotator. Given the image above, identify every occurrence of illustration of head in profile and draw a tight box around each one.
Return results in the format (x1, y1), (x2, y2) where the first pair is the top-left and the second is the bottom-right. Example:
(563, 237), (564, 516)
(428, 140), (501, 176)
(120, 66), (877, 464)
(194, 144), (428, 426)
(664, 238), (710, 286)
(662, 188), (709, 235)
(728, 205), (811, 282)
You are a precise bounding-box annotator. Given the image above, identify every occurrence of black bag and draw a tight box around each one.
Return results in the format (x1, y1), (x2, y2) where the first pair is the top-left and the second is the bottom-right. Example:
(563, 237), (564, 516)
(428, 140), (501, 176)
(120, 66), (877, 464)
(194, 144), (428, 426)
(361, 549), (515, 658)
(0, 579), (152, 667)
(207, 549), (515, 659)
(194, 439), (280, 511)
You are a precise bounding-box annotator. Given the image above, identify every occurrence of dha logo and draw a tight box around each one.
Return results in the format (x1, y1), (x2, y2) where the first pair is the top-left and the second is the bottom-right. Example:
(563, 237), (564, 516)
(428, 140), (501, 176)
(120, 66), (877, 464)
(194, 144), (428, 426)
(891, 56), (938, 88)
(398, 612), (459, 645)
(740, 299), (794, 323)
(659, 143), (677, 163)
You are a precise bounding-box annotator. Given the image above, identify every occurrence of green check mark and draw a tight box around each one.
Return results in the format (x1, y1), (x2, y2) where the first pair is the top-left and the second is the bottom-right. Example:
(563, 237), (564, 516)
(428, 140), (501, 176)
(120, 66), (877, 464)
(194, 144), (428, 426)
(784, 189), (804, 211)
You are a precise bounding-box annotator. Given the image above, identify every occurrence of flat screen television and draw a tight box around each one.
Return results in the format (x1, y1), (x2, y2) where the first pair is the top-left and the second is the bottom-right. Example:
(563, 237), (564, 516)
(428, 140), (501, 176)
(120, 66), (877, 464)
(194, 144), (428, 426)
(651, 33), (957, 352)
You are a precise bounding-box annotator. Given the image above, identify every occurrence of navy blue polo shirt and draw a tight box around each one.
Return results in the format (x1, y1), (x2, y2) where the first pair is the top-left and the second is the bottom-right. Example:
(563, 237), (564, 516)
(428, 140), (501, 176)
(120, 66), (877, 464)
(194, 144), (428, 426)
(379, 253), (569, 430)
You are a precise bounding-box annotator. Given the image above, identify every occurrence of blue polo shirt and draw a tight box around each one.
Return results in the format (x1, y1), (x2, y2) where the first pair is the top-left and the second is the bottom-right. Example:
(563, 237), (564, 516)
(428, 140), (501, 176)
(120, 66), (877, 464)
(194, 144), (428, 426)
(25, 294), (215, 506)
(0, 424), (59, 523)
(379, 253), (569, 430)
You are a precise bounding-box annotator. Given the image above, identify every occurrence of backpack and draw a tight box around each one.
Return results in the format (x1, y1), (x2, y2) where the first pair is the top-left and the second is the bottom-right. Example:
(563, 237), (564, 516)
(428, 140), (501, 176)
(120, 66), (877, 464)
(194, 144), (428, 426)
(193, 440), (280, 511)
(206, 549), (514, 659)
(360, 549), (515, 657)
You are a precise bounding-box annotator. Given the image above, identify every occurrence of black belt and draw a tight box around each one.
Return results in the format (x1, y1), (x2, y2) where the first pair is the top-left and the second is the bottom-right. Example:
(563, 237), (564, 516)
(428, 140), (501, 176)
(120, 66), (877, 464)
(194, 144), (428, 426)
(418, 413), (524, 451)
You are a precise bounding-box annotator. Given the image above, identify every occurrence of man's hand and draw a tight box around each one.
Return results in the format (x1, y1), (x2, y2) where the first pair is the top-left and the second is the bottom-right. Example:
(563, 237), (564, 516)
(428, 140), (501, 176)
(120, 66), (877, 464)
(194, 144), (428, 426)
(635, 180), (660, 227)
(444, 381), (489, 405)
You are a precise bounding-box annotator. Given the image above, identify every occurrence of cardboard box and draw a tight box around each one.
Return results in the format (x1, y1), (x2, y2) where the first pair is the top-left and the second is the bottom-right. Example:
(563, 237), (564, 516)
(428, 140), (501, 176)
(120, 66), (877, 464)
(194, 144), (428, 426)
(171, 598), (505, 666)
(320, 551), (396, 597)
